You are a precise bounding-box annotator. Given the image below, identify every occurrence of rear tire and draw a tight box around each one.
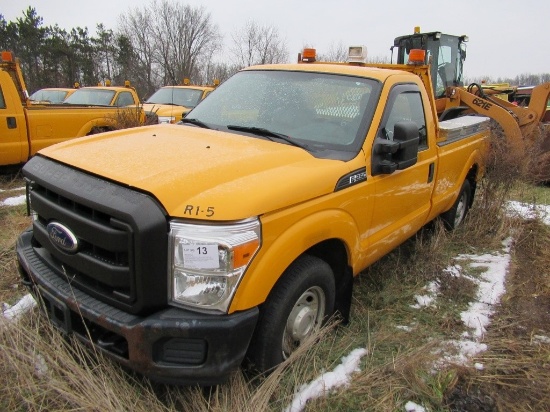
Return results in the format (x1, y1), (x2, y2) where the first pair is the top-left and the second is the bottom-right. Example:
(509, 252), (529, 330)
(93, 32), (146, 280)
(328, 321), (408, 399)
(441, 179), (472, 230)
(246, 254), (335, 373)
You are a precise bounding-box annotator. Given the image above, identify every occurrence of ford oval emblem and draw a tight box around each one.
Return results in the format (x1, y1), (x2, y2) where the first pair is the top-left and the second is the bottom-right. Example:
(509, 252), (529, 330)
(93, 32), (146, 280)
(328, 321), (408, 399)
(46, 222), (79, 254)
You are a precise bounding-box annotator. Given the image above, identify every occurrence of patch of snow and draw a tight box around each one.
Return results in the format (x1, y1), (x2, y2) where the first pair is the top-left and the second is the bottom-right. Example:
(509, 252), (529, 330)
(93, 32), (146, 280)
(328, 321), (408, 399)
(474, 362), (484, 371)
(434, 238), (511, 370)
(533, 335), (550, 344)
(411, 281), (440, 309)
(2, 293), (37, 323)
(436, 340), (488, 367)
(457, 239), (512, 339)
(443, 264), (462, 277)
(284, 348), (368, 412)
(1, 194), (27, 207)
(405, 401), (426, 412)
(506, 201), (550, 225)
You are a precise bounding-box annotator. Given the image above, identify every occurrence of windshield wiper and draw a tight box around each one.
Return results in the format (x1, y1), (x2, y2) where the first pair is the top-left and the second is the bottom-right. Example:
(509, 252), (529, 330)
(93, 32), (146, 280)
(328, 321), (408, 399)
(226, 125), (309, 150)
(146, 101), (178, 106)
(181, 118), (211, 129)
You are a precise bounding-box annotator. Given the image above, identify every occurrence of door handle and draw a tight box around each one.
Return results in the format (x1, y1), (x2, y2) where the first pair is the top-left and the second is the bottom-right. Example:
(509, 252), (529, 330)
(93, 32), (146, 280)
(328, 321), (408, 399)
(7, 117), (17, 129)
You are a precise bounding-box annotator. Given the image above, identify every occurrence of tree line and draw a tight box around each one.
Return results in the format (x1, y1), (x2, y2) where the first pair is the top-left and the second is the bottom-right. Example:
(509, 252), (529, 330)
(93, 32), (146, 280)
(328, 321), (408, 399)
(2, 3), (548, 101)
(0, 2), (288, 99)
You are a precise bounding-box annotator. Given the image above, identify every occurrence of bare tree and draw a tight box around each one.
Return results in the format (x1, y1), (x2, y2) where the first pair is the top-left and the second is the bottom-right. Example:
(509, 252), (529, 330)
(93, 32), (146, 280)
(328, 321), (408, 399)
(317, 42), (348, 62)
(368, 54), (390, 64)
(118, 6), (159, 95)
(150, 2), (219, 84)
(118, 0), (220, 94)
(230, 21), (288, 68)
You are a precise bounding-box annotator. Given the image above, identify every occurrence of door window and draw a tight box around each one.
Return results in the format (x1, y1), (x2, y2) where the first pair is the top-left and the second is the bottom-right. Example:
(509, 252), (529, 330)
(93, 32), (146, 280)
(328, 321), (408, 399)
(378, 85), (427, 148)
(116, 91), (135, 106)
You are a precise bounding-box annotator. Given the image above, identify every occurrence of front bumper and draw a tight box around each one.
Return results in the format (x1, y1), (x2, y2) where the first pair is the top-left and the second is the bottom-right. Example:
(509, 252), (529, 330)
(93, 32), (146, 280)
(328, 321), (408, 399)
(17, 229), (259, 385)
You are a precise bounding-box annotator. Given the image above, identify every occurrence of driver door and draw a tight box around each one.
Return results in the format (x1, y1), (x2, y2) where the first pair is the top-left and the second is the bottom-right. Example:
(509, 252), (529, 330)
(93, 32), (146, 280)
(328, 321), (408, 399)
(365, 82), (437, 260)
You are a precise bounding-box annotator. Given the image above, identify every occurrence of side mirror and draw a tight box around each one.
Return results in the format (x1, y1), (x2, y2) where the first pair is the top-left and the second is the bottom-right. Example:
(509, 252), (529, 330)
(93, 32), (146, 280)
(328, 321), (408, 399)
(372, 121), (420, 175)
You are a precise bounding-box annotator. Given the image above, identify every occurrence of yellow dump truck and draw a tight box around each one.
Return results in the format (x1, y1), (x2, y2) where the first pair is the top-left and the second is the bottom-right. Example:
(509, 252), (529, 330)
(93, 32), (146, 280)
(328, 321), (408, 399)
(0, 51), (143, 167)
(17, 46), (488, 385)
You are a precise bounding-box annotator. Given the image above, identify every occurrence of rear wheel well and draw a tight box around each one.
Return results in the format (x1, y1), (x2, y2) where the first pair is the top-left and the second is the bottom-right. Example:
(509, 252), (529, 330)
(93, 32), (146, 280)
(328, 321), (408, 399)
(466, 165), (478, 209)
(87, 126), (112, 135)
(441, 165), (479, 230)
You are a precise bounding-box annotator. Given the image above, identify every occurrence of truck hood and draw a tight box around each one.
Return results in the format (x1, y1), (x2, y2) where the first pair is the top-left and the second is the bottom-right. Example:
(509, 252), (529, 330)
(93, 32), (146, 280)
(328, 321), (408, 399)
(142, 103), (189, 119)
(39, 124), (352, 220)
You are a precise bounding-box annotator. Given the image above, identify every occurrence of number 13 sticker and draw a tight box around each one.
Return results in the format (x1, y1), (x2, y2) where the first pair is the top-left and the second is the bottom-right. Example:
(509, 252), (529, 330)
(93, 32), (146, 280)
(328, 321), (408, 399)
(183, 243), (219, 269)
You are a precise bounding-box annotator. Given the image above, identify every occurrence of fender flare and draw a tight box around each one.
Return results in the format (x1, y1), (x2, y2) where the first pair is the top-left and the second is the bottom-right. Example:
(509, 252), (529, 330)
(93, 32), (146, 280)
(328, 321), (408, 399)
(77, 117), (117, 136)
(228, 208), (361, 313)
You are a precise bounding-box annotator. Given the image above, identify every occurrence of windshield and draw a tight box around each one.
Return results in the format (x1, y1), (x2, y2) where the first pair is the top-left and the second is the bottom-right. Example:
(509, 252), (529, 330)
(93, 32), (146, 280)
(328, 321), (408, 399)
(187, 70), (381, 160)
(29, 89), (69, 103)
(146, 87), (204, 108)
(64, 89), (116, 106)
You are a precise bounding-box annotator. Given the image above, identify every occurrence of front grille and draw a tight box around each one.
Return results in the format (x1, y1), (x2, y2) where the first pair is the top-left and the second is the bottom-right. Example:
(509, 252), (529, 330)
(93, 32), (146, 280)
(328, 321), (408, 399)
(22, 156), (169, 314)
(32, 186), (134, 302)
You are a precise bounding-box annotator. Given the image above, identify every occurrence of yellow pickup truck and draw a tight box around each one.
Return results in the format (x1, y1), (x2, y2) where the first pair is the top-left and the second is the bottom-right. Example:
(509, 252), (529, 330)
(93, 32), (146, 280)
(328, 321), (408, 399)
(62, 81), (140, 107)
(142, 82), (216, 124)
(29, 87), (78, 104)
(17, 46), (488, 385)
(0, 51), (143, 167)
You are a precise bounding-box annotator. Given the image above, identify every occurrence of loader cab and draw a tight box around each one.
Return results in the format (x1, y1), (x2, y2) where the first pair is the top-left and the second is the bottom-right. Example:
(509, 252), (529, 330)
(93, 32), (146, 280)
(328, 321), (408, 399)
(393, 31), (468, 98)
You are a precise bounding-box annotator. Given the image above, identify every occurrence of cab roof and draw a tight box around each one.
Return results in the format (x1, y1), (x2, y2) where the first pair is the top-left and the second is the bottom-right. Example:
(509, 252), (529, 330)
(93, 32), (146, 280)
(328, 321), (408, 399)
(243, 63), (411, 82)
(161, 85), (215, 92)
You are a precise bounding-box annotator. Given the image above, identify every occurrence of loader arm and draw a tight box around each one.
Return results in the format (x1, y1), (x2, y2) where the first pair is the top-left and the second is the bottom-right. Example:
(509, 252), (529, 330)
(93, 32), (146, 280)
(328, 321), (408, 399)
(445, 82), (550, 142)
(528, 83), (550, 123)
(445, 86), (523, 142)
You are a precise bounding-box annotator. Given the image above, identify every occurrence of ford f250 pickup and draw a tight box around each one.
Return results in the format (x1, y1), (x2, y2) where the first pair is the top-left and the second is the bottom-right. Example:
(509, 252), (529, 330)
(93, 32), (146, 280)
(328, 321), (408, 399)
(16, 46), (489, 385)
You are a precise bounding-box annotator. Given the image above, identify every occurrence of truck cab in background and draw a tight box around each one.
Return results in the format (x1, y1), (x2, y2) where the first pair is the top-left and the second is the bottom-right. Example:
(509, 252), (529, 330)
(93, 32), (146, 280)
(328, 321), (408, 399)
(142, 80), (218, 124)
(29, 87), (78, 104)
(62, 81), (140, 107)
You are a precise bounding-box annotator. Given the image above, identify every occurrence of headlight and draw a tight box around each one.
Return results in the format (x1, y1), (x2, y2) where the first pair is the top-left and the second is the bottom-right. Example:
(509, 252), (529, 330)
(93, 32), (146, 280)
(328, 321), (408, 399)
(169, 219), (261, 313)
(158, 116), (176, 124)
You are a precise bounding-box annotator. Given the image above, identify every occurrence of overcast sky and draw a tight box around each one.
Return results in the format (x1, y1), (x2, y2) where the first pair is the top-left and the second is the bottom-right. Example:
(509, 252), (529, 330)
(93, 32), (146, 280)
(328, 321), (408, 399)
(3, 0), (549, 80)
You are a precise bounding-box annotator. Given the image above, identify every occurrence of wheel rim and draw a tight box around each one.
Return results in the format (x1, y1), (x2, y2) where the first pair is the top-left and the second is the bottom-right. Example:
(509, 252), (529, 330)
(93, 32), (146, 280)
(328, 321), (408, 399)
(282, 286), (326, 359)
(454, 191), (468, 227)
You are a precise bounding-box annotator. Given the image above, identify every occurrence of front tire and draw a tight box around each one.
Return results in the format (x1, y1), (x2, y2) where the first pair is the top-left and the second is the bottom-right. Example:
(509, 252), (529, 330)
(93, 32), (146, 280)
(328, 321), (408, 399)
(441, 179), (472, 230)
(246, 254), (335, 373)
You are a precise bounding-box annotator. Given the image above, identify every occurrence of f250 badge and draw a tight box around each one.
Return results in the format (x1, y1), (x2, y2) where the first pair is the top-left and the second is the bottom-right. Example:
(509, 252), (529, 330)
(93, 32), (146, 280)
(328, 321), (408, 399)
(46, 222), (79, 253)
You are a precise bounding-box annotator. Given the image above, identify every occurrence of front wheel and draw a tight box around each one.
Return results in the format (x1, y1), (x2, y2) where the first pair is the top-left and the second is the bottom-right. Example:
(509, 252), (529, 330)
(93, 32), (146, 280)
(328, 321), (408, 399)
(441, 179), (472, 230)
(246, 255), (335, 373)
